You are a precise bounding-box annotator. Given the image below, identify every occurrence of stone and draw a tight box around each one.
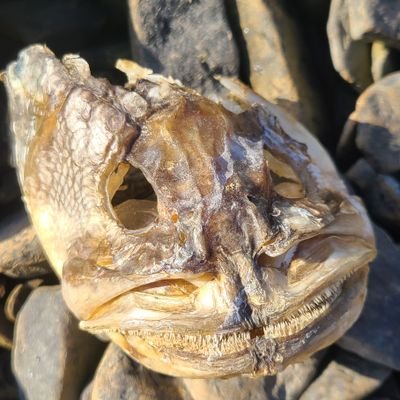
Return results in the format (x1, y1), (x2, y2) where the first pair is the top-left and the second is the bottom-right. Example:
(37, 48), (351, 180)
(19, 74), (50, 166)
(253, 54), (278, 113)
(182, 351), (325, 400)
(13, 286), (105, 400)
(352, 74), (400, 174)
(371, 41), (400, 82)
(128, 0), (239, 96)
(328, 0), (400, 89)
(337, 73), (400, 236)
(234, 0), (325, 137)
(182, 376), (267, 400)
(327, 0), (372, 90)
(264, 351), (326, 400)
(0, 209), (50, 278)
(299, 349), (391, 400)
(86, 344), (182, 400)
(338, 225), (400, 371)
(346, 159), (400, 236)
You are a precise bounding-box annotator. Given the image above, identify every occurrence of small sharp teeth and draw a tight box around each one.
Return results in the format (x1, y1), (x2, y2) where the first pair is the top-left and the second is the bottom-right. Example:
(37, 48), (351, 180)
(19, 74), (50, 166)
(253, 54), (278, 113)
(81, 275), (353, 355)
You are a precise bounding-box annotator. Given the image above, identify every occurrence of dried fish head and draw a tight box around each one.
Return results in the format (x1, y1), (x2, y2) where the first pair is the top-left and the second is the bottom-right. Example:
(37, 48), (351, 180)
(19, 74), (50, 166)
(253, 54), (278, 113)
(2, 45), (376, 378)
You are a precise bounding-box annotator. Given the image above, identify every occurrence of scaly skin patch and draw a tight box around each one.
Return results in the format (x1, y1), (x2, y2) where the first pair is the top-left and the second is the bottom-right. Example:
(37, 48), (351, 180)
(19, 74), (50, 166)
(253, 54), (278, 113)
(2, 45), (376, 378)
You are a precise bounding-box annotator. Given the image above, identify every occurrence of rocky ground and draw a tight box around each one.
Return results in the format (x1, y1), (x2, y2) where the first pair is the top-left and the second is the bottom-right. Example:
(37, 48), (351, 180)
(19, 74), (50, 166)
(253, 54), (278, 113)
(0, 0), (400, 399)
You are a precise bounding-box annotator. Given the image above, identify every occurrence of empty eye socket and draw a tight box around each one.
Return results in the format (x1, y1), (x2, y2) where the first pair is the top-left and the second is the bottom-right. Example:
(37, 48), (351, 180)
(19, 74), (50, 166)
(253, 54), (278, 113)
(264, 150), (305, 199)
(108, 162), (158, 230)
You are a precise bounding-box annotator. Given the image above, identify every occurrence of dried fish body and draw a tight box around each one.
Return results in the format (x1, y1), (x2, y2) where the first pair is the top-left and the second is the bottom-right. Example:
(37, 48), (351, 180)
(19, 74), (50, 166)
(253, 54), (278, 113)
(2, 45), (376, 378)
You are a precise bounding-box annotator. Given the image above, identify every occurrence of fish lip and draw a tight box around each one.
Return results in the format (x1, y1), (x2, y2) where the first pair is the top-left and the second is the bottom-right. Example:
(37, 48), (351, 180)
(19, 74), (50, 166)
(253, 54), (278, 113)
(97, 267), (368, 378)
(80, 265), (367, 339)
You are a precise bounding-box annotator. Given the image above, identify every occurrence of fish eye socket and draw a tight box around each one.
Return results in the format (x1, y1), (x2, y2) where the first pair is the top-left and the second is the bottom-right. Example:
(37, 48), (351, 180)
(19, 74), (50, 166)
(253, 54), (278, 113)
(107, 162), (158, 231)
(264, 149), (305, 199)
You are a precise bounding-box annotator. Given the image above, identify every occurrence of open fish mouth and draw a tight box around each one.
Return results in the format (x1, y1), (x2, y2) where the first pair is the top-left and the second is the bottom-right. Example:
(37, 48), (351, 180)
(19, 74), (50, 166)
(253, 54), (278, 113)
(80, 266), (367, 375)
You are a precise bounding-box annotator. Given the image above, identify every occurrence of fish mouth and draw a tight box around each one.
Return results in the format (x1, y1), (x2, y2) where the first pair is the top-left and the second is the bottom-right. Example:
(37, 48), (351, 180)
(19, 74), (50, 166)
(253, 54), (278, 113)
(80, 266), (368, 377)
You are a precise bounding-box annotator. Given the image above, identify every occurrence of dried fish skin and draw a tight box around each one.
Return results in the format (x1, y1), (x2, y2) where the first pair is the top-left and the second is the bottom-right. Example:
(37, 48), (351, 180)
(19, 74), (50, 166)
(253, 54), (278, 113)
(2, 45), (376, 378)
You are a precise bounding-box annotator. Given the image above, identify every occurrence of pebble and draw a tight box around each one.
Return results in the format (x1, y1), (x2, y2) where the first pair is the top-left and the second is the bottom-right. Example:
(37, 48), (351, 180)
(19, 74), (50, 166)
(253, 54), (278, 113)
(300, 349), (391, 400)
(338, 225), (400, 371)
(127, 0), (239, 96)
(13, 286), (105, 400)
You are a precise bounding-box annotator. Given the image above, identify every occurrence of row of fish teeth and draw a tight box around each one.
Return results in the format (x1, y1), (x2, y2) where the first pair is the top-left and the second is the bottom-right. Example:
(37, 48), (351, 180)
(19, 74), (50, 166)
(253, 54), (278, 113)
(122, 280), (342, 353)
(124, 329), (253, 355)
(84, 273), (354, 353)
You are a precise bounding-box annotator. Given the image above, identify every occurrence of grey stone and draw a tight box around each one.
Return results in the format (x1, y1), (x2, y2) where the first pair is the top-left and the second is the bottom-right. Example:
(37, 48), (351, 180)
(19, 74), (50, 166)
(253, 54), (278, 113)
(13, 286), (105, 400)
(351, 73), (400, 174)
(0, 209), (50, 278)
(300, 349), (391, 400)
(128, 0), (239, 96)
(182, 351), (325, 400)
(327, 0), (400, 89)
(327, 0), (372, 90)
(86, 344), (181, 400)
(338, 225), (400, 371)
(234, 0), (325, 137)
(264, 351), (326, 400)
(346, 159), (400, 235)
(338, 73), (400, 236)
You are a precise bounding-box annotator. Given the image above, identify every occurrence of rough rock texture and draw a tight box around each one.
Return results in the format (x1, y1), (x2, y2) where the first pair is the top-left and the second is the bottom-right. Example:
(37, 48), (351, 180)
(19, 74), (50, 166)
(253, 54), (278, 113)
(300, 349), (391, 400)
(83, 344), (184, 400)
(13, 286), (105, 400)
(327, 0), (400, 90)
(182, 352), (325, 400)
(339, 225), (400, 371)
(337, 73), (400, 237)
(234, 0), (324, 137)
(346, 159), (400, 237)
(128, 0), (239, 96)
(0, 209), (50, 278)
(263, 351), (326, 400)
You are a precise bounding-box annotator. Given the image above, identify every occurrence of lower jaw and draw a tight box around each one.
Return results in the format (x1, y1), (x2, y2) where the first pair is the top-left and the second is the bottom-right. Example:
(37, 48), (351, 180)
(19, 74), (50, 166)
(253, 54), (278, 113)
(108, 267), (369, 378)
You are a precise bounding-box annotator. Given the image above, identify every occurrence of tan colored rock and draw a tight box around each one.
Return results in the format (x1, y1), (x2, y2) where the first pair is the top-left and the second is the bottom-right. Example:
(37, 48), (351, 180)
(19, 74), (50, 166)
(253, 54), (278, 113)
(300, 350), (390, 400)
(235, 0), (324, 137)
(371, 41), (400, 82)
(328, 0), (400, 89)
(0, 209), (50, 278)
(87, 344), (183, 400)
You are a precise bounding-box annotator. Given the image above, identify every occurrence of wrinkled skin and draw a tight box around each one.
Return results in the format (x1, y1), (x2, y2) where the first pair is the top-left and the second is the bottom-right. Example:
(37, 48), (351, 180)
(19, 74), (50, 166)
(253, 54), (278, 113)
(2, 45), (376, 378)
